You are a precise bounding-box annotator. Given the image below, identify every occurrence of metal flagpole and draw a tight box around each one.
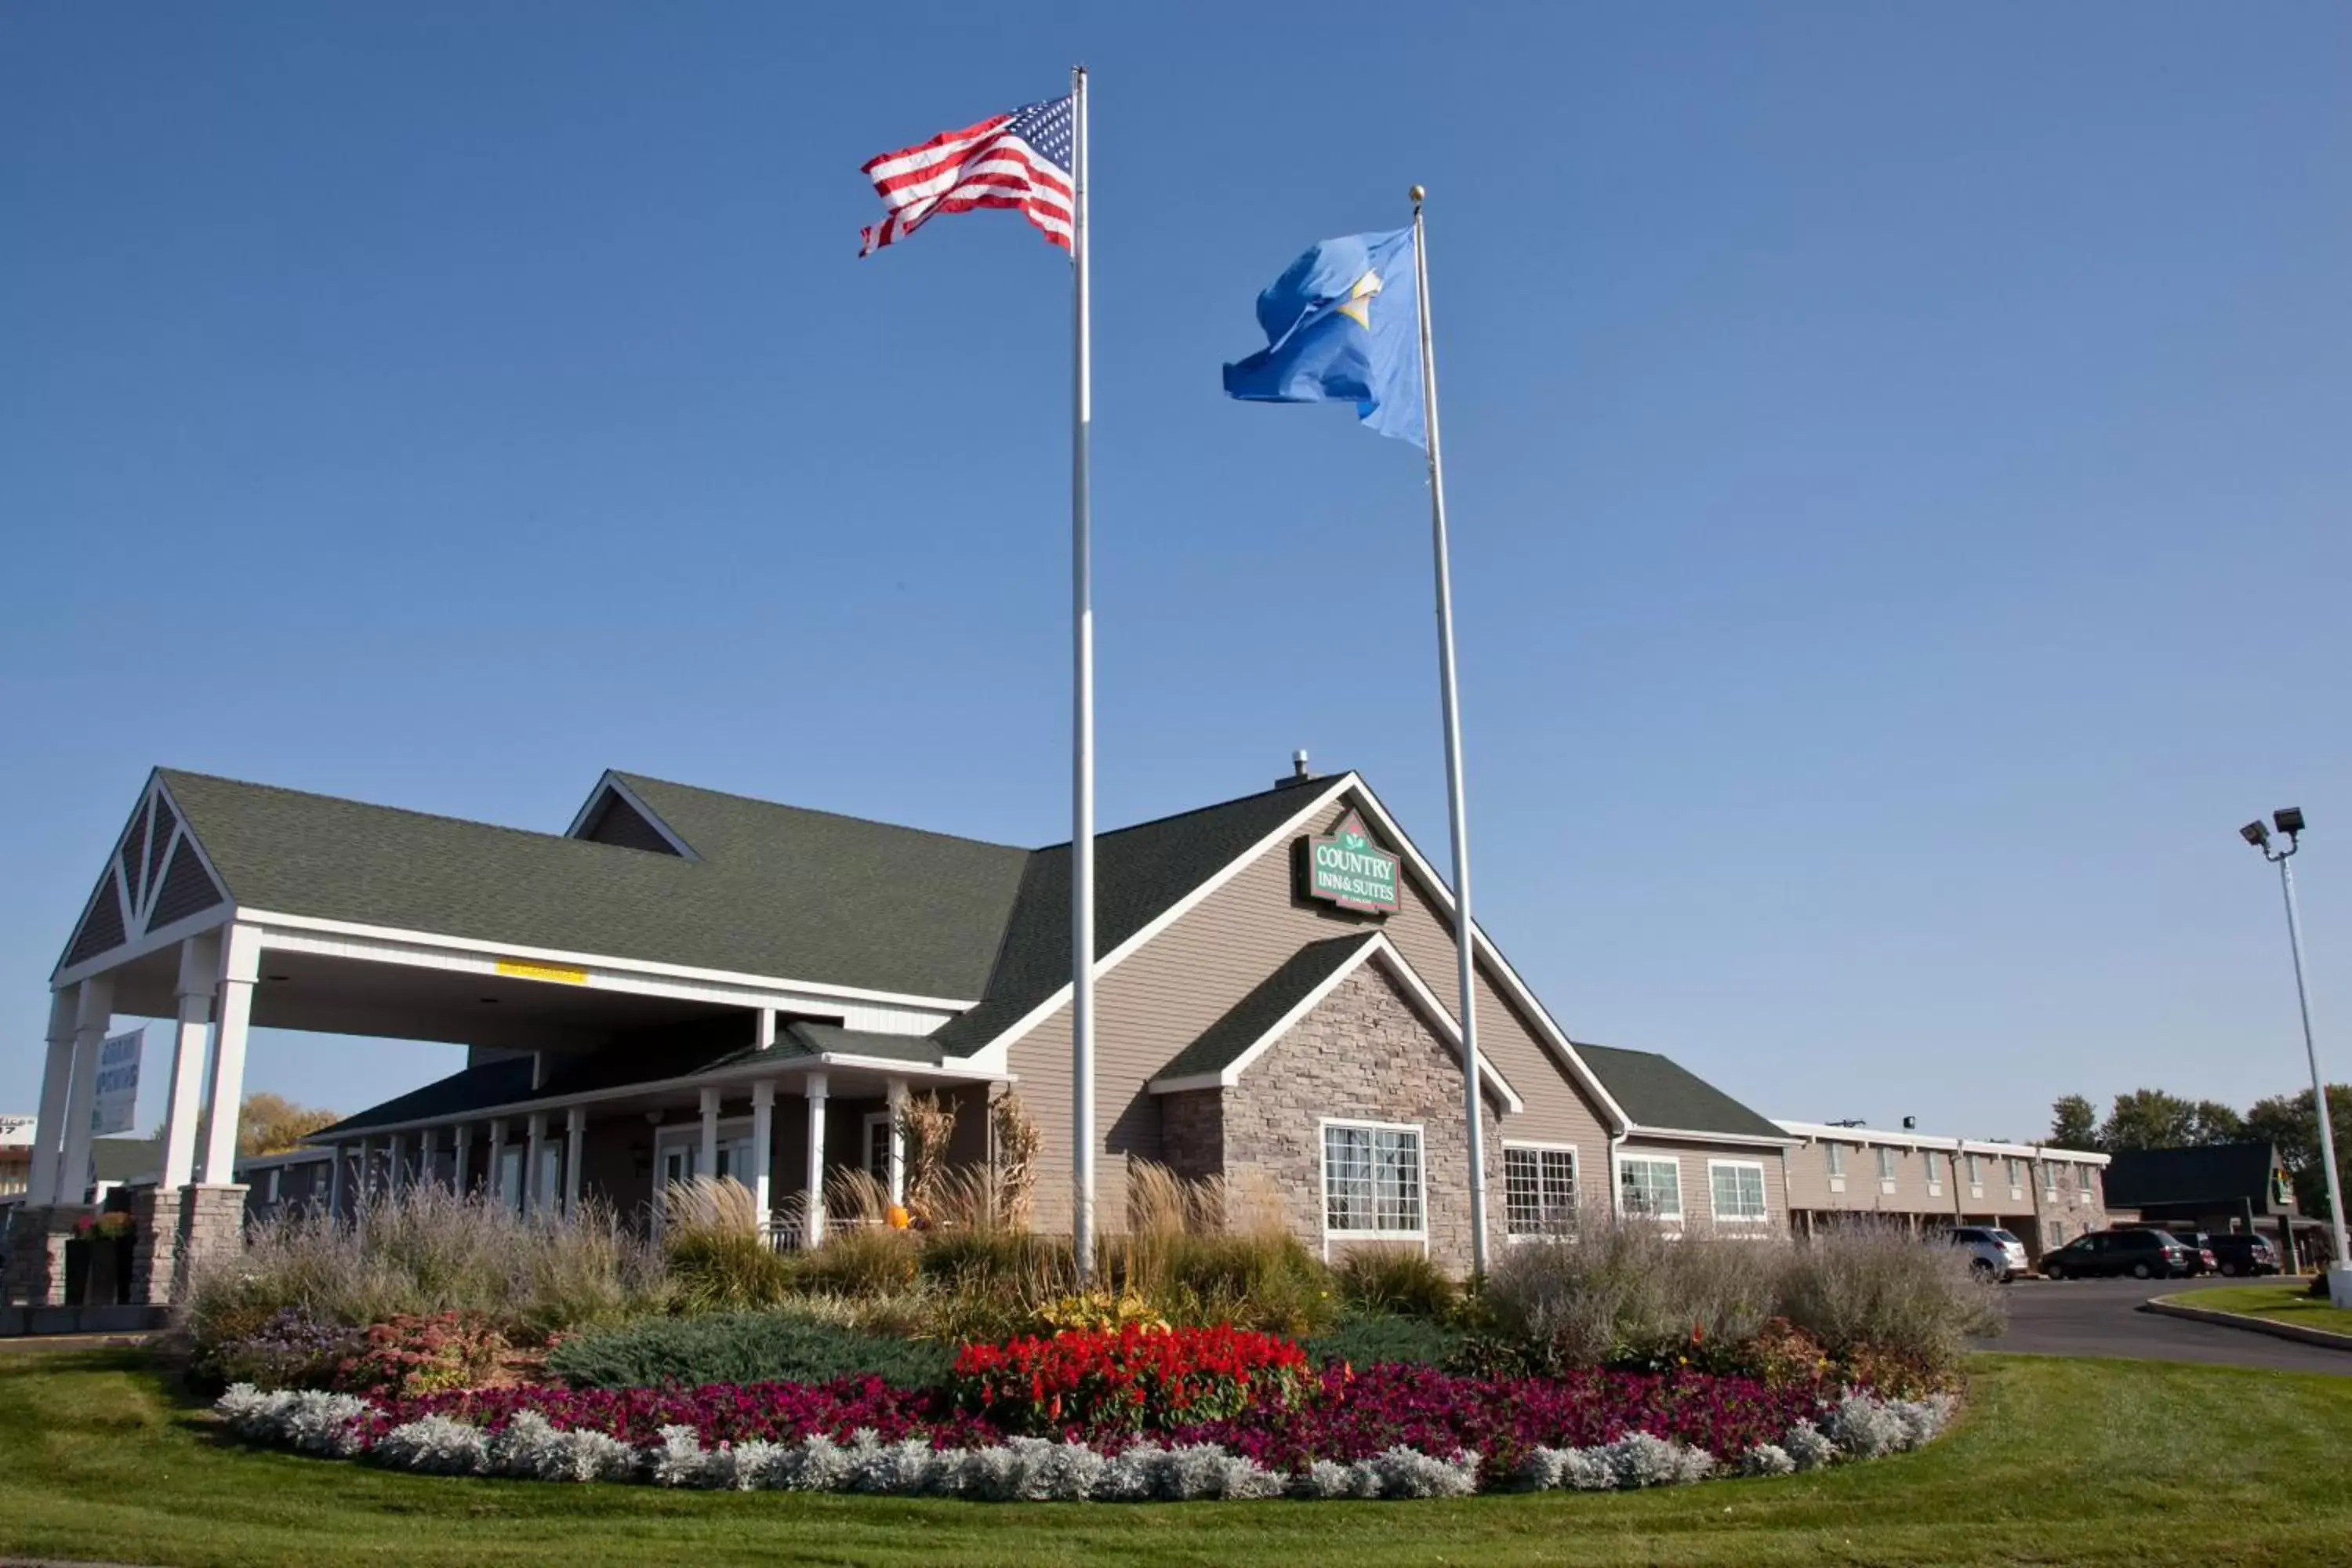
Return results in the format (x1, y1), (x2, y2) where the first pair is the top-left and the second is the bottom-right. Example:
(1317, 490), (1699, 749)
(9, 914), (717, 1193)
(2278, 854), (2350, 1282)
(1409, 187), (1492, 1275)
(1069, 64), (1098, 1283)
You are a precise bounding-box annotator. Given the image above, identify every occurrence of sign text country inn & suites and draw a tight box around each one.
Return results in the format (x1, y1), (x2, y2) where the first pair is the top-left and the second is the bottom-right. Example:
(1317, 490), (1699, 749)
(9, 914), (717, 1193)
(1302, 810), (1401, 914)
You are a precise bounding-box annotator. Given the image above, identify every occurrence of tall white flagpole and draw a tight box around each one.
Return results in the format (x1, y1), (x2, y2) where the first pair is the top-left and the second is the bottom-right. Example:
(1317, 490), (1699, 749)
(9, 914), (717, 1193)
(1069, 65), (1098, 1283)
(1410, 186), (1492, 1275)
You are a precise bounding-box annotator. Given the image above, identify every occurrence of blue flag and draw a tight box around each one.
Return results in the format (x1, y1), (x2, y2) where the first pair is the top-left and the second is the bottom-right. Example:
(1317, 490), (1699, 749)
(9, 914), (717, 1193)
(1221, 227), (1425, 448)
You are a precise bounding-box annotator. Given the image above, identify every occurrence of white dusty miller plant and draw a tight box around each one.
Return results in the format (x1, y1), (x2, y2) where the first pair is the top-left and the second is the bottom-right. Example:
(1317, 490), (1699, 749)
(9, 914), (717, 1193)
(212, 1383), (1955, 1501)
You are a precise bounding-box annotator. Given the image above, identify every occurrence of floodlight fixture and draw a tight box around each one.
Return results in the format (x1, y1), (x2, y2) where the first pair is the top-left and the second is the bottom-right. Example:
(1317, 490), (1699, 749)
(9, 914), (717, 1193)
(2275, 806), (2306, 837)
(2241, 821), (2270, 848)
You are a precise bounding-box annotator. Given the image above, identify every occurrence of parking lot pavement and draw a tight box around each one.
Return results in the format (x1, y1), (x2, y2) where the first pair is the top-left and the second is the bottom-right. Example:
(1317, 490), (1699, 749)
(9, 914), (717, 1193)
(1976, 1276), (2350, 1375)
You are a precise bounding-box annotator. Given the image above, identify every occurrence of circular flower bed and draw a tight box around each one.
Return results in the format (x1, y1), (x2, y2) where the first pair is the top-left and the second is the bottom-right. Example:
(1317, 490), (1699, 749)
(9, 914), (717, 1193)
(212, 1325), (1960, 1502)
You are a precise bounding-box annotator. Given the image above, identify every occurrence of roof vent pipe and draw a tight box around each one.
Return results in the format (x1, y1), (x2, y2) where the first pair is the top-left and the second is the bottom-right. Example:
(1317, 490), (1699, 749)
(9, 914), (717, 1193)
(1276, 750), (1318, 789)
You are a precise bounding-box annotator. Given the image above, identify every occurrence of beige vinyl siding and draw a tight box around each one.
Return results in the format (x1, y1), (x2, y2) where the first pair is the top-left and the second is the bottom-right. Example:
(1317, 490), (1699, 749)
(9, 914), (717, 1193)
(1009, 793), (1613, 1232)
(1617, 1137), (1789, 1231)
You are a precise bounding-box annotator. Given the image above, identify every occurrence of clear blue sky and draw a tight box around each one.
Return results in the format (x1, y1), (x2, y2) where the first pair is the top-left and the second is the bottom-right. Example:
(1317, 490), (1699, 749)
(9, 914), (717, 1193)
(4, 4), (2347, 1145)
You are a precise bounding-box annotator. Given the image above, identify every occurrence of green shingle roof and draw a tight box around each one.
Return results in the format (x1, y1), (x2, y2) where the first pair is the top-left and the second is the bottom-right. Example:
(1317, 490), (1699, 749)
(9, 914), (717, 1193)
(1153, 935), (1378, 1083)
(160, 768), (1031, 1002)
(1573, 1042), (1788, 1141)
(314, 1056), (539, 1138)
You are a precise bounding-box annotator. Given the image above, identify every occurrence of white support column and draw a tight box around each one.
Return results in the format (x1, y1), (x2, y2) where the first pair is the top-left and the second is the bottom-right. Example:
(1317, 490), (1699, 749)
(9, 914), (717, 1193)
(803, 1072), (829, 1249)
(487, 1118), (510, 1210)
(884, 1076), (909, 1208)
(58, 974), (116, 1207)
(453, 1122), (472, 1195)
(750, 1080), (775, 1239)
(27, 989), (78, 1207)
(328, 1142), (347, 1218)
(564, 1106), (586, 1216)
(160, 932), (221, 1192)
(200, 924), (261, 1185)
(524, 1112), (549, 1216)
(699, 1087), (720, 1185)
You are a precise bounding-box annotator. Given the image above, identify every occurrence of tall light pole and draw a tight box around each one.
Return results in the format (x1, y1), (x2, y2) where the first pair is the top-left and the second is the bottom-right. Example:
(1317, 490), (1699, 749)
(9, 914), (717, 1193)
(2241, 807), (2352, 1303)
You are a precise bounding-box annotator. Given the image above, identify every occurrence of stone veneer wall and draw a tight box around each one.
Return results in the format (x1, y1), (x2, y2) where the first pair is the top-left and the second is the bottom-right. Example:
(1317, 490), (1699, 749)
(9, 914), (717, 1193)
(172, 1185), (249, 1302)
(1158, 1090), (1223, 1185)
(2, 1206), (86, 1307)
(128, 1186), (179, 1306)
(1209, 961), (1505, 1274)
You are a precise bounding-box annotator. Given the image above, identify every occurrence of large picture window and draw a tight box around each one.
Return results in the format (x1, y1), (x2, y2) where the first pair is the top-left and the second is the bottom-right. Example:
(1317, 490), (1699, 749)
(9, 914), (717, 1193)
(1617, 1155), (1682, 1221)
(1708, 1160), (1769, 1224)
(1323, 1122), (1424, 1236)
(1504, 1145), (1577, 1236)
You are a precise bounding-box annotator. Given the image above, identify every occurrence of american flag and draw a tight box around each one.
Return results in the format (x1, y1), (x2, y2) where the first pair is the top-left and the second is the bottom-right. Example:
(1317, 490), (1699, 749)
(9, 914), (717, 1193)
(858, 95), (1074, 257)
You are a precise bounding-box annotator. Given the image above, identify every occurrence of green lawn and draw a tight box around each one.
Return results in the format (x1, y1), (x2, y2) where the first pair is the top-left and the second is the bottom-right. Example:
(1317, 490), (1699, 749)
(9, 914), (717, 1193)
(4, 1349), (2349, 1566)
(2176, 1282), (2352, 1338)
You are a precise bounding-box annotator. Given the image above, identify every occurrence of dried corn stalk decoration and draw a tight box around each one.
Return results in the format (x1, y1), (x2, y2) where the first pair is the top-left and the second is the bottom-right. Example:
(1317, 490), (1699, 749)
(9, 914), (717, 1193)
(991, 1091), (1041, 1229)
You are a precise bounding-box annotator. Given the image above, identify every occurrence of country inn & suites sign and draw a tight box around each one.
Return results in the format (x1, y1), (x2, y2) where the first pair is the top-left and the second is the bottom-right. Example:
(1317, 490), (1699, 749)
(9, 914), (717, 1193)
(1301, 809), (1401, 914)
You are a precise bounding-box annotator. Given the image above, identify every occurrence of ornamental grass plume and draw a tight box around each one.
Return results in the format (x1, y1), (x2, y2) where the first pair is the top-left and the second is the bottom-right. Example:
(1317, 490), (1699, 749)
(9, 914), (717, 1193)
(662, 1178), (793, 1313)
(184, 1185), (665, 1358)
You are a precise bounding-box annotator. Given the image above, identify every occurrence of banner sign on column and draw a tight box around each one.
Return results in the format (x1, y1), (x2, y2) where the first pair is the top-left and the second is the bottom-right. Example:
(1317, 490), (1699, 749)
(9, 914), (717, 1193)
(93, 1028), (143, 1136)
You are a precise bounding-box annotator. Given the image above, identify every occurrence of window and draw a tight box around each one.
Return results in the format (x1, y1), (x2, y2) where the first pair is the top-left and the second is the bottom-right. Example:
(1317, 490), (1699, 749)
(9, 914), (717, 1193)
(1708, 1160), (1768, 1223)
(1875, 1146), (1898, 1181)
(1504, 1145), (1577, 1236)
(1618, 1155), (1682, 1221)
(2043, 1162), (2059, 1196)
(1323, 1122), (1424, 1236)
(1965, 1153), (1984, 1186)
(1923, 1150), (1944, 1189)
(864, 1114), (893, 1183)
(1824, 1142), (1847, 1178)
(2005, 1157), (2025, 1193)
(2079, 1167), (2097, 1199)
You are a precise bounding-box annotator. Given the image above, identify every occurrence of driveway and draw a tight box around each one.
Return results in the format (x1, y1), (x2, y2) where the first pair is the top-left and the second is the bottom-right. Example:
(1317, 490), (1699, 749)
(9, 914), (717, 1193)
(1975, 1276), (2350, 1375)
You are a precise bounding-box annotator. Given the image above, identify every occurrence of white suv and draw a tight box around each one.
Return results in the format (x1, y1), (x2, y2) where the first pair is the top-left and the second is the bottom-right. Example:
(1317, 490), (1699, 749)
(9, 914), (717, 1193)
(1946, 1225), (2029, 1282)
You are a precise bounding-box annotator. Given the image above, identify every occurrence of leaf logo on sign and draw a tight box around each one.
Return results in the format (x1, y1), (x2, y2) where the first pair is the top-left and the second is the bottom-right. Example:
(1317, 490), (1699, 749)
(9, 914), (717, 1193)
(1304, 810), (1401, 915)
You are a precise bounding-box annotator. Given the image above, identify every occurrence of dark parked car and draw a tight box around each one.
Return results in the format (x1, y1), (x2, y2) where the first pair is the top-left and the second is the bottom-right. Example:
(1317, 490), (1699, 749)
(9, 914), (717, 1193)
(2042, 1228), (2193, 1281)
(2205, 1234), (2281, 1277)
(2160, 1230), (2220, 1276)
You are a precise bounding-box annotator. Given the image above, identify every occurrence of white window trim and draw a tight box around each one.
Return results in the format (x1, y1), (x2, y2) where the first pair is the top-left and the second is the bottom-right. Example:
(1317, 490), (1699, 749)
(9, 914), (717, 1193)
(1615, 1152), (1685, 1224)
(862, 1112), (893, 1179)
(1707, 1158), (1770, 1225)
(655, 1117), (754, 1183)
(1502, 1140), (1579, 1241)
(1319, 1117), (1429, 1249)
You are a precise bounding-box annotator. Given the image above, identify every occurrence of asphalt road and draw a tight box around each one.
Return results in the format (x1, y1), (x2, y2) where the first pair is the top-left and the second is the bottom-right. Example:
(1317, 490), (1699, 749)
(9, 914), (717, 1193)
(1975, 1276), (2350, 1375)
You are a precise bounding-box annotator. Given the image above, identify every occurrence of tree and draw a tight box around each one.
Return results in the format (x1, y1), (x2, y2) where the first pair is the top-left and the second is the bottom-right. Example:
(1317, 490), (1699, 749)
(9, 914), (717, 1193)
(2050, 1094), (2100, 1150)
(2245, 1084), (2352, 1225)
(2187, 1099), (2247, 1145)
(238, 1092), (339, 1158)
(2098, 1088), (2200, 1152)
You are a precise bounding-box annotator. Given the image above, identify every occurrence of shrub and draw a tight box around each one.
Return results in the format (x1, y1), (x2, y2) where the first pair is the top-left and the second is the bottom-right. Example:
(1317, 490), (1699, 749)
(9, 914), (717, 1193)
(1774, 1223), (2003, 1374)
(546, 1310), (954, 1391)
(1033, 1290), (1171, 1335)
(205, 1305), (361, 1391)
(950, 1324), (1315, 1435)
(1718, 1316), (1831, 1389)
(662, 1178), (794, 1313)
(795, 1227), (920, 1297)
(183, 1187), (666, 1355)
(1480, 1212), (1998, 1377)
(1302, 1310), (1465, 1370)
(1334, 1247), (1458, 1321)
(332, 1312), (508, 1398)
